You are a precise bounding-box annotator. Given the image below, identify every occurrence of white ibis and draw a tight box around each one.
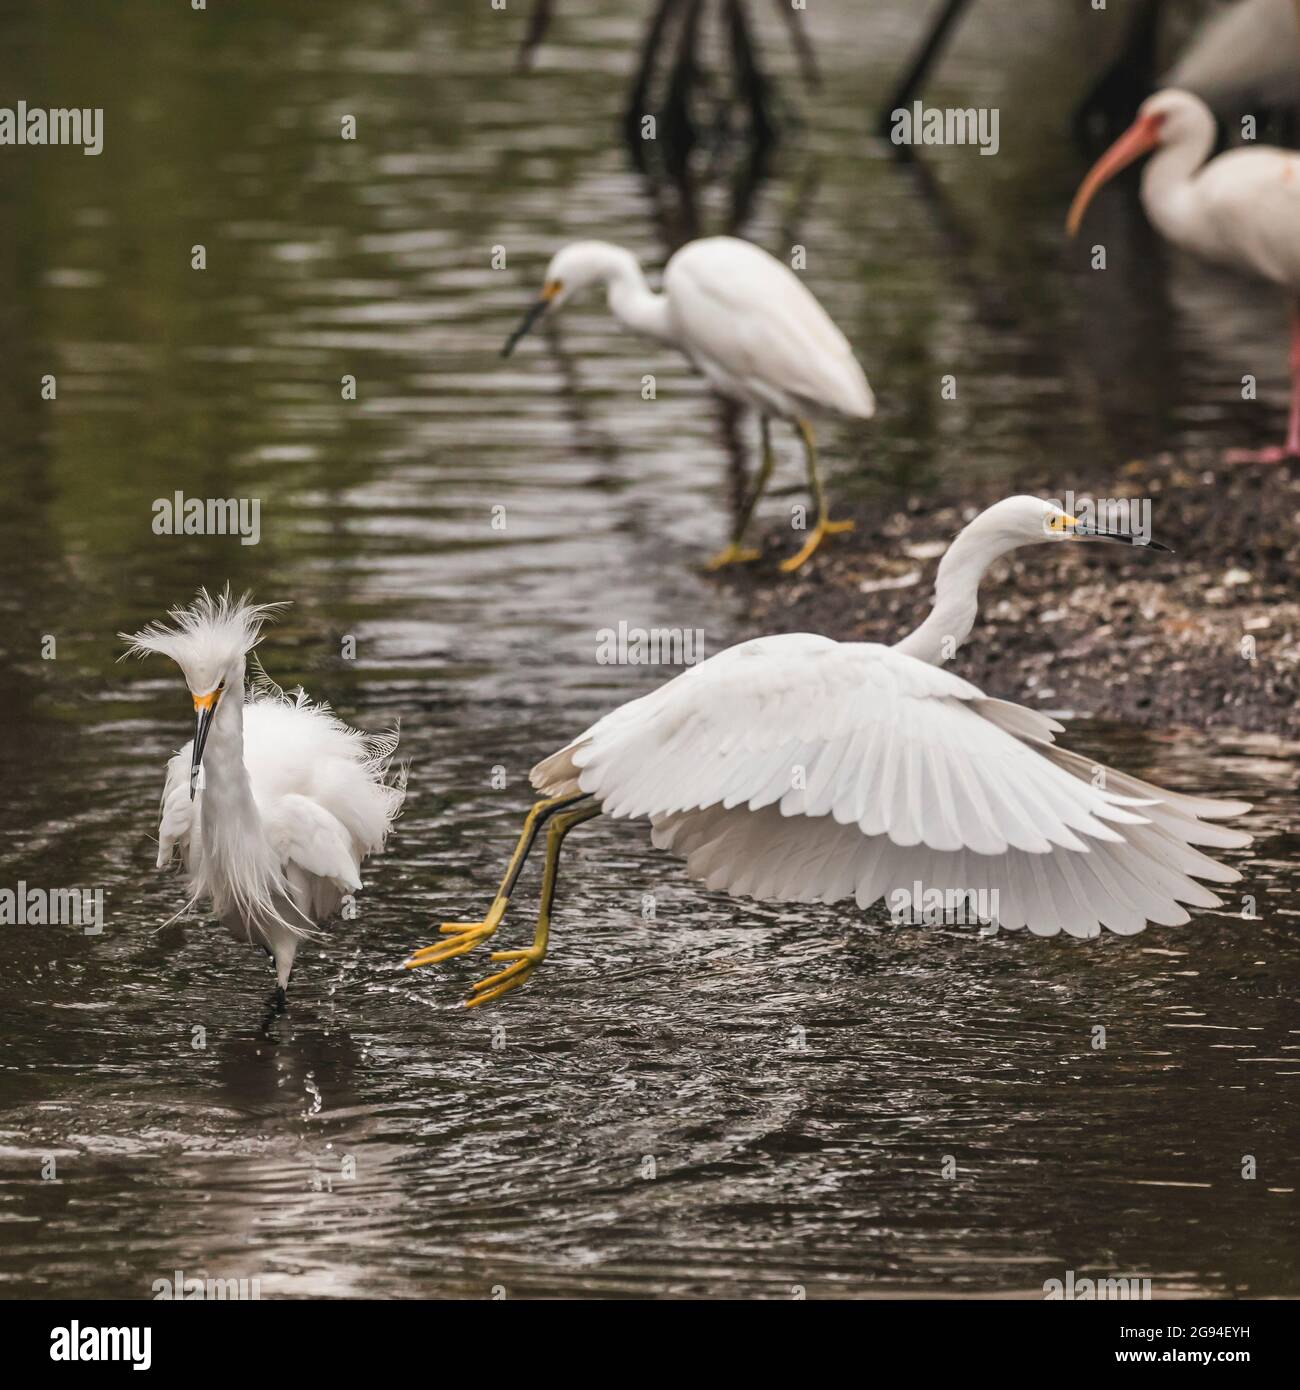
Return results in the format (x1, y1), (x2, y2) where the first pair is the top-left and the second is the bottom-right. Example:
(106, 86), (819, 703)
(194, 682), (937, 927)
(1068, 87), (1300, 462)
(1165, 0), (1300, 115)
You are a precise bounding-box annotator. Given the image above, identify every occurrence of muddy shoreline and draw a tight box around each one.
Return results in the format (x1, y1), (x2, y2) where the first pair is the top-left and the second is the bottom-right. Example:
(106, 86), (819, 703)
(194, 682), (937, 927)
(730, 452), (1300, 740)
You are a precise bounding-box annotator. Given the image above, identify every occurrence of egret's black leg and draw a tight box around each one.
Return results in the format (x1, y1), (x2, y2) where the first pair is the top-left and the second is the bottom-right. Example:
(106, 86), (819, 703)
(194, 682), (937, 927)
(706, 413), (774, 570)
(778, 419), (856, 573)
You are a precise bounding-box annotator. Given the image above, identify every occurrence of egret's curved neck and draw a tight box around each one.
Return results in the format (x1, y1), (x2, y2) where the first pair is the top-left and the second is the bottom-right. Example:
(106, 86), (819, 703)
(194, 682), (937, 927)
(892, 523), (1019, 666)
(1140, 120), (1216, 246)
(597, 246), (673, 343)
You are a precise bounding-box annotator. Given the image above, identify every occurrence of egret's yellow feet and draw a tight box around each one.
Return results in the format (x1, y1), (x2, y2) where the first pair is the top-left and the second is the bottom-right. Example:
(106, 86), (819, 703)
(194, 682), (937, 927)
(704, 541), (761, 571)
(464, 944), (546, 1008)
(404, 898), (506, 968)
(779, 517), (855, 573)
(403, 792), (590, 973)
(458, 800), (599, 1007)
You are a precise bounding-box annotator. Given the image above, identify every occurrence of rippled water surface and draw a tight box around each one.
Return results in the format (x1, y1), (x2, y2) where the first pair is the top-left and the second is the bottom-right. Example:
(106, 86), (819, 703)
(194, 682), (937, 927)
(0, 0), (1296, 1298)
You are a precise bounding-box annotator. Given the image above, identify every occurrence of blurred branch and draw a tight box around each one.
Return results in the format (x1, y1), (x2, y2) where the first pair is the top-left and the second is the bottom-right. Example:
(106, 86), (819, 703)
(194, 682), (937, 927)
(1073, 0), (1163, 149)
(661, 0), (706, 178)
(771, 0), (820, 90)
(624, 0), (690, 152)
(877, 0), (971, 140)
(517, 0), (553, 71)
(525, 0), (819, 95)
(725, 0), (776, 151)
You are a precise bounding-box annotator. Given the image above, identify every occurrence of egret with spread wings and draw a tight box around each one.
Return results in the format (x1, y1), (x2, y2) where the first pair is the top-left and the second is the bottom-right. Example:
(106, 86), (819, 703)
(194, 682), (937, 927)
(406, 497), (1250, 1007)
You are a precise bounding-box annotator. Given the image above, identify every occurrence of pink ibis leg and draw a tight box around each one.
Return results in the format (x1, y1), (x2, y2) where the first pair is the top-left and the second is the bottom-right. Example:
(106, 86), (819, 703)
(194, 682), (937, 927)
(1224, 298), (1300, 464)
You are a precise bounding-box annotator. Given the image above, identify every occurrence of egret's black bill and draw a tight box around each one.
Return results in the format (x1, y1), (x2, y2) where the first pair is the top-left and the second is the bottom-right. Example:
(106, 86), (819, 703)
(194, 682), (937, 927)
(1078, 527), (1173, 553)
(190, 698), (218, 799)
(502, 298), (549, 358)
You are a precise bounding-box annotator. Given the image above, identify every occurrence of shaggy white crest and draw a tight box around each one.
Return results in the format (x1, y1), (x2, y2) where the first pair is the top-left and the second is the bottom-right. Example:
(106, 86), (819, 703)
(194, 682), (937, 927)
(121, 587), (287, 693)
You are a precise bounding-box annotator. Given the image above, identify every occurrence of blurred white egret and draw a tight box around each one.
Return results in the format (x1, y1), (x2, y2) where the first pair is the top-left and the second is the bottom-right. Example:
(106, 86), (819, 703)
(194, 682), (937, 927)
(124, 590), (405, 1005)
(1068, 88), (1300, 462)
(406, 496), (1250, 1006)
(1164, 0), (1300, 114)
(502, 235), (876, 571)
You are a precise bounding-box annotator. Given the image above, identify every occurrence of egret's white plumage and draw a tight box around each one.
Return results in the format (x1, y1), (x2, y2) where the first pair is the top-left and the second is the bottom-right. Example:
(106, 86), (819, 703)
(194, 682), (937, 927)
(519, 236), (875, 422)
(124, 590), (404, 997)
(660, 238), (876, 420)
(503, 234), (874, 569)
(1068, 88), (1300, 458)
(529, 498), (1250, 943)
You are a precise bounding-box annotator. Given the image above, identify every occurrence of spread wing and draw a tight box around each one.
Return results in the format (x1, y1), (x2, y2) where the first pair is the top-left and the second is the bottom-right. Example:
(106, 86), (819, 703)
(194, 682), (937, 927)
(532, 634), (1251, 938)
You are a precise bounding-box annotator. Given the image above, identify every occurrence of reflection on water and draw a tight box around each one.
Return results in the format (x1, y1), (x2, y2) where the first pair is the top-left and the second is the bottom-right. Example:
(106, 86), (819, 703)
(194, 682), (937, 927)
(0, 0), (1296, 1298)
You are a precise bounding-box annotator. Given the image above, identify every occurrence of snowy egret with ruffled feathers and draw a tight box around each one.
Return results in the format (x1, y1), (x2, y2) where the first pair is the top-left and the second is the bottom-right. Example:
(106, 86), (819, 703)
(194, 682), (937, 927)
(123, 590), (405, 1006)
(502, 235), (876, 572)
(405, 497), (1250, 1007)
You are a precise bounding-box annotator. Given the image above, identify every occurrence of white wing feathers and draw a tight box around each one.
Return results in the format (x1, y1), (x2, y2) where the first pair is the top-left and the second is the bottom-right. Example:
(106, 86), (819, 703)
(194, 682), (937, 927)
(531, 634), (1250, 939)
(648, 802), (1230, 938)
(664, 237), (875, 420)
(266, 794), (363, 892)
(536, 635), (1141, 854)
(157, 746), (196, 870)
(1194, 147), (1300, 289)
(154, 688), (403, 925)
